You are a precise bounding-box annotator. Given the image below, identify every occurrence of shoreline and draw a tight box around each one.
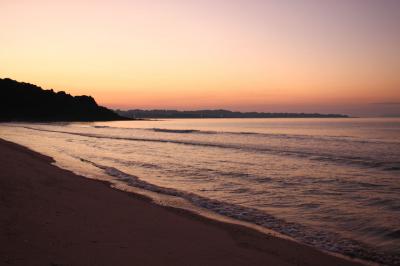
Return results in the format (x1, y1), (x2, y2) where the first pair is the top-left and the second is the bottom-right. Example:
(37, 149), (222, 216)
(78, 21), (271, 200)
(0, 138), (364, 266)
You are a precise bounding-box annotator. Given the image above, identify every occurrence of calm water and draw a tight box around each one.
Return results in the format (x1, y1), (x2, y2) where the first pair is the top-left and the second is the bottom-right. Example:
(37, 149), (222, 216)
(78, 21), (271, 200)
(1, 118), (399, 265)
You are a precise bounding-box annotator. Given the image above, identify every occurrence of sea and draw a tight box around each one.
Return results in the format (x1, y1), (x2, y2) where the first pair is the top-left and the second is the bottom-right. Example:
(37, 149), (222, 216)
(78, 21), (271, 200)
(1, 118), (399, 265)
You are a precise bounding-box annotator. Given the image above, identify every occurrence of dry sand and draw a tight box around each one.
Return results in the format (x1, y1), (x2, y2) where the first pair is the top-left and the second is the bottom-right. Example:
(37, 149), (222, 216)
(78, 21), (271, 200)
(0, 138), (362, 266)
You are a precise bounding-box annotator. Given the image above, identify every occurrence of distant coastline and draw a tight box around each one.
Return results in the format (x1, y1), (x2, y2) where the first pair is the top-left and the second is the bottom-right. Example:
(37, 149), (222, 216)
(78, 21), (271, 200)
(115, 109), (349, 119)
(0, 77), (349, 122)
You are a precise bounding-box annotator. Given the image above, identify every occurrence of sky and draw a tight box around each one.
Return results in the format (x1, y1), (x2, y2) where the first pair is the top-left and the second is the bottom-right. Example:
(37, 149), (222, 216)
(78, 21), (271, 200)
(1, 0), (400, 116)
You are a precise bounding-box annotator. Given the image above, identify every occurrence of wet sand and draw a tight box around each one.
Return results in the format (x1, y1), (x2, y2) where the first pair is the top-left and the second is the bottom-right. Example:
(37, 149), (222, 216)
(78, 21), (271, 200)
(0, 138), (362, 266)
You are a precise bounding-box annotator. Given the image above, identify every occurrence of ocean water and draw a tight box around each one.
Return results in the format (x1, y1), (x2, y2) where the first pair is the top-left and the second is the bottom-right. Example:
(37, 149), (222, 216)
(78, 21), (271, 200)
(1, 118), (399, 265)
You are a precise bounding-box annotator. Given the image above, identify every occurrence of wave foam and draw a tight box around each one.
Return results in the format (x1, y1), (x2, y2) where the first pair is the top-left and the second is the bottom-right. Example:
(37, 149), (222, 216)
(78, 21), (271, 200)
(78, 158), (398, 265)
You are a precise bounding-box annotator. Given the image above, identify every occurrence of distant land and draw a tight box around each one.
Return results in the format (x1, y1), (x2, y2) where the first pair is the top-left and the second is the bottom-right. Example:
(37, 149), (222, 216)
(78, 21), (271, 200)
(0, 77), (349, 121)
(0, 78), (127, 122)
(116, 109), (349, 119)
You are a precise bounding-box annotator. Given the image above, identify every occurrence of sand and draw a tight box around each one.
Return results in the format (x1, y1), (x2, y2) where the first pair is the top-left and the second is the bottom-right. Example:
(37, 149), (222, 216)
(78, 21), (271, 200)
(0, 138), (362, 266)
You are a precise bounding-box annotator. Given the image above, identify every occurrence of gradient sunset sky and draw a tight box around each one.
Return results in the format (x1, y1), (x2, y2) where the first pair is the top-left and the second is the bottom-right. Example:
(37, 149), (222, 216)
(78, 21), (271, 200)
(1, 0), (400, 115)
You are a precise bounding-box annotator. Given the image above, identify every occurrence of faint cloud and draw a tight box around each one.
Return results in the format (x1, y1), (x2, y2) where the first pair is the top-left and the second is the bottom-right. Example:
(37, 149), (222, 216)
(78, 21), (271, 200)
(370, 102), (400, 105)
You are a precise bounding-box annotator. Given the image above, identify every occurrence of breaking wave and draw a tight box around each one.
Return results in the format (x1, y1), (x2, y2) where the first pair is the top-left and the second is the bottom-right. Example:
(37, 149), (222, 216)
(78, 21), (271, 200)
(79, 158), (399, 266)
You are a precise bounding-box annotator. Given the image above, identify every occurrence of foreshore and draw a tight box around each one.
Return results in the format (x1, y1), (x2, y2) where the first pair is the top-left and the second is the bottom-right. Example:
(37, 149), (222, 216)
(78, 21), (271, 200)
(0, 138), (362, 266)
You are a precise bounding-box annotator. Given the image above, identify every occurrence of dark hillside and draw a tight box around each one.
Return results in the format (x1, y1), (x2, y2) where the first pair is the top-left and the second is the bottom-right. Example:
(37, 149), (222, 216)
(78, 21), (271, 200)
(0, 78), (127, 122)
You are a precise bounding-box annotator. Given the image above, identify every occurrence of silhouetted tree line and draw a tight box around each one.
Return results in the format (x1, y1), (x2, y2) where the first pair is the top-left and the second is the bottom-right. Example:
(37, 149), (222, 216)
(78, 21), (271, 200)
(115, 109), (348, 119)
(0, 78), (127, 122)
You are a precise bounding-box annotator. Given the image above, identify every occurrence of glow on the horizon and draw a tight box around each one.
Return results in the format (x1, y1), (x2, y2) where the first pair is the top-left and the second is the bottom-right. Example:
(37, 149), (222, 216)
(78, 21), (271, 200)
(1, 0), (399, 113)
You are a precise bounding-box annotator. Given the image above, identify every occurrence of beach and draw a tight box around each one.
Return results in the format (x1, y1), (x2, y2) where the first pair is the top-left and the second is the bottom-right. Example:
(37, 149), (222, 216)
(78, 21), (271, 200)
(0, 138), (362, 266)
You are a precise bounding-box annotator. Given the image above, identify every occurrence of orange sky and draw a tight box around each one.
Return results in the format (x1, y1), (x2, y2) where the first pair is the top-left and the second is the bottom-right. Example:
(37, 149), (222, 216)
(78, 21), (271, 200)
(1, 0), (399, 114)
